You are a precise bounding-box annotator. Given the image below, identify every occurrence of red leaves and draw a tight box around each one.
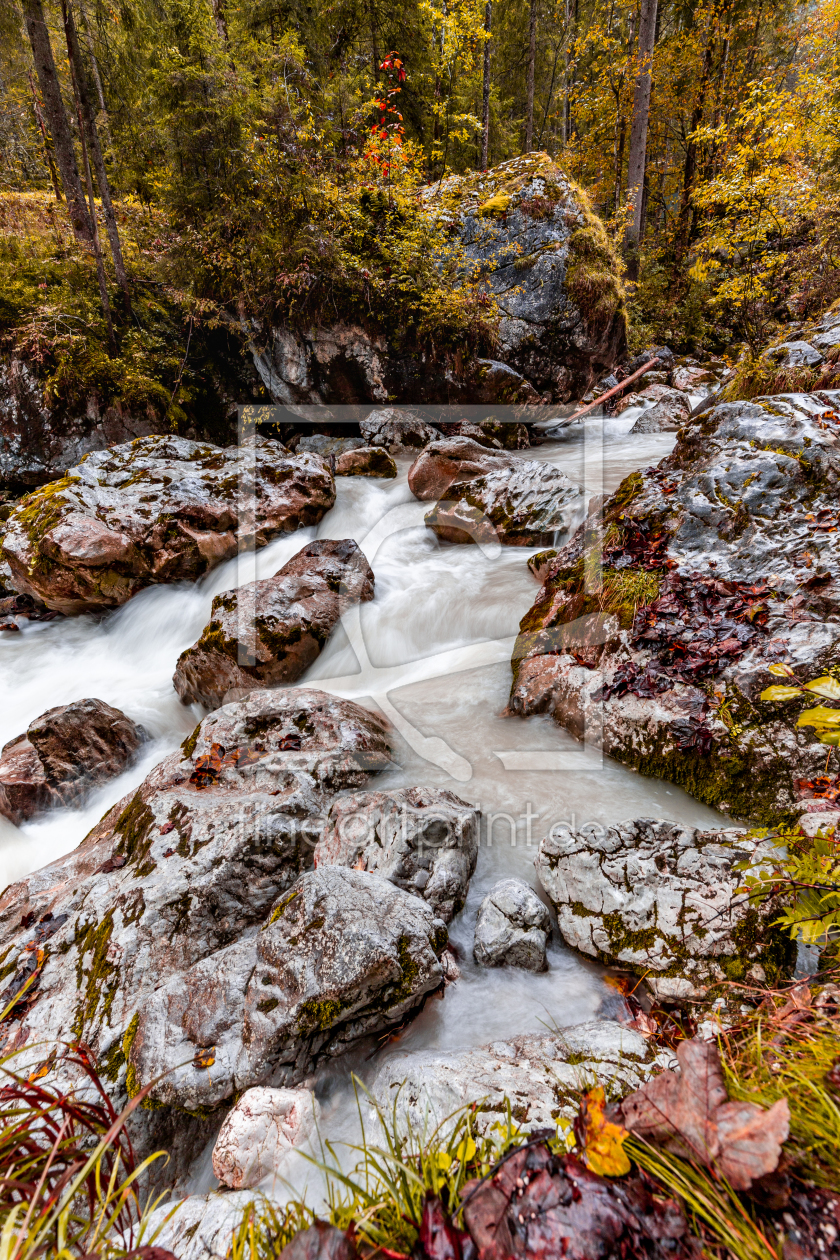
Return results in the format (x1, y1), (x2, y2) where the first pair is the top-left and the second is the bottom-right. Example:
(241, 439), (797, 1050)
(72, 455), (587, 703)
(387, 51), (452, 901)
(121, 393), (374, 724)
(619, 1039), (789, 1191)
(459, 1144), (688, 1260)
(417, 1192), (473, 1260)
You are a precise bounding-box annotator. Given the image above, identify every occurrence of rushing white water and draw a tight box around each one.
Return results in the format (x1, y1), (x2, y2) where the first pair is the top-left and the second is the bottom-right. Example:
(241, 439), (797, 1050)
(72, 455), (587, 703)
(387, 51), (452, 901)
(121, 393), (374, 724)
(0, 409), (723, 1202)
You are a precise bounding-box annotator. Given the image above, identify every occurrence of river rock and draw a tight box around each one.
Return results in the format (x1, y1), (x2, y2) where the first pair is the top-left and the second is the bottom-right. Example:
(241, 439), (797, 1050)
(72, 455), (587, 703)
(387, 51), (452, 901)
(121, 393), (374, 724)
(629, 389), (691, 433)
(297, 435), (365, 456)
(143, 1191), (259, 1260)
(425, 153), (626, 399)
(473, 878), (550, 972)
(359, 409), (442, 451)
(2, 435), (335, 614)
(128, 866), (447, 1111)
(536, 819), (792, 1000)
(672, 363), (719, 393)
(314, 786), (480, 922)
(768, 341), (824, 369)
(615, 392), (646, 414)
(437, 422), (502, 448)
(372, 1021), (669, 1139)
(407, 437), (518, 501)
(335, 446), (398, 477)
(425, 461), (580, 547)
(173, 539), (374, 709)
(0, 698), (146, 824)
(509, 390), (840, 822)
(0, 689), (391, 1140)
(212, 1086), (319, 1188)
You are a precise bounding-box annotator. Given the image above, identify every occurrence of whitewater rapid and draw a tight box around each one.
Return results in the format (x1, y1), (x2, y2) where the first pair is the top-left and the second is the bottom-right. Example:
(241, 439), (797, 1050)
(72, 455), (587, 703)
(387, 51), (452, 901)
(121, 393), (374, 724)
(0, 410), (722, 1198)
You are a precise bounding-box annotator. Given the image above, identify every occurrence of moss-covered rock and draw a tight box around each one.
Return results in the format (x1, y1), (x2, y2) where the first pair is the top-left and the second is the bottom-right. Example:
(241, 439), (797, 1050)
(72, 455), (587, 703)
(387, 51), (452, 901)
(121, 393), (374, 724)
(425, 459), (580, 547)
(536, 818), (794, 999)
(174, 538), (374, 709)
(2, 434), (335, 613)
(509, 389), (840, 822)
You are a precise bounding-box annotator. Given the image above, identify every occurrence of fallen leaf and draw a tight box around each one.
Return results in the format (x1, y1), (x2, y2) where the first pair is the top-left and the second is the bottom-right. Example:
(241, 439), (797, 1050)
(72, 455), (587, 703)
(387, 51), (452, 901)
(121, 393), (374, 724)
(575, 1087), (630, 1177)
(620, 1038), (790, 1190)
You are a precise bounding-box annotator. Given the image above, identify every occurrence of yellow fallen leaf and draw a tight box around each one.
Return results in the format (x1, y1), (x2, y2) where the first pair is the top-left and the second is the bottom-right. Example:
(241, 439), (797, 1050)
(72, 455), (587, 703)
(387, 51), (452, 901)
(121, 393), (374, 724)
(578, 1086), (631, 1177)
(760, 685), (803, 702)
(803, 676), (840, 700)
(797, 705), (840, 728)
(768, 663), (796, 677)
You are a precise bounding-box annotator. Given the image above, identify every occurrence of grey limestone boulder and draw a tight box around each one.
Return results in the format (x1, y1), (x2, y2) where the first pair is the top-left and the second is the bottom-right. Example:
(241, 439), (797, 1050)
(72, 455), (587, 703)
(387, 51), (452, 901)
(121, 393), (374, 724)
(629, 388), (691, 434)
(315, 786), (479, 922)
(473, 878), (550, 971)
(425, 461), (580, 547)
(360, 408), (442, 451)
(372, 1020), (669, 1139)
(536, 818), (793, 1000)
(335, 446), (398, 477)
(407, 437), (518, 502)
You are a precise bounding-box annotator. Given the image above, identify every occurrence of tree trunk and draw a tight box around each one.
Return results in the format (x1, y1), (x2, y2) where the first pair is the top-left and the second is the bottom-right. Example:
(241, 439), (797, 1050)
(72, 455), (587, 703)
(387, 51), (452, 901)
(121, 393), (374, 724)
(480, 0), (491, 167)
(22, 0), (92, 243)
(211, 0), (229, 42)
(71, 69), (115, 352)
(28, 70), (63, 201)
(674, 39), (712, 267)
(524, 0), (537, 151)
(624, 0), (658, 276)
(62, 0), (132, 315)
(77, 0), (114, 151)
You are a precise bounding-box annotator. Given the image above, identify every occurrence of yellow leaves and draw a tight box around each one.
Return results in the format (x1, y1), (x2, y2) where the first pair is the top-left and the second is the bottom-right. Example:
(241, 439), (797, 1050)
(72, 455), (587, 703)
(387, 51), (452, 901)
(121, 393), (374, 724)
(577, 1087), (631, 1178)
(804, 676), (840, 700)
(797, 705), (840, 729)
(760, 685), (805, 702)
(768, 662), (796, 677)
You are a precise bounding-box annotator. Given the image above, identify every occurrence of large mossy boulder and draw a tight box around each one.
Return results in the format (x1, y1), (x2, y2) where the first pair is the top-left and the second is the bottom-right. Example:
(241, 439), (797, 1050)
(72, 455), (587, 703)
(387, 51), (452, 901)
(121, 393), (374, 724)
(2, 435), (335, 613)
(250, 155), (626, 405)
(0, 689), (392, 1161)
(426, 460), (580, 547)
(509, 390), (840, 823)
(174, 538), (374, 709)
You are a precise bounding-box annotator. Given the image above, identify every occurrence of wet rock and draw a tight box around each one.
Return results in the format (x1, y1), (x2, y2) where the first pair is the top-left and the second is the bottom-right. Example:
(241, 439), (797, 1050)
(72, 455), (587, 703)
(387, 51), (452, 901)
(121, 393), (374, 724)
(128, 866), (447, 1111)
(297, 435), (365, 456)
(2, 435), (335, 614)
(629, 388), (691, 433)
(0, 689), (392, 1112)
(477, 418), (532, 449)
(314, 786), (480, 922)
(438, 421), (503, 448)
(768, 341), (824, 369)
(334, 446), (398, 477)
(372, 1021), (669, 1138)
(359, 408), (442, 452)
(407, 437), (518, 501)
(0, 698), (146, 824)
(672, 363), (719, 393)
(473, 878), (550, 972)
(615, 392), (646, 414)
(425, 461), (580, 547)
(212, 1086), (319, 1188)
(509, 390), (840, 822)
(536, 818), (792, 999)
(425, 153), (626, 400)
(174, 539), (374, 709)
(527, 548), (558, 583)
(144, 1191), (259, 1260)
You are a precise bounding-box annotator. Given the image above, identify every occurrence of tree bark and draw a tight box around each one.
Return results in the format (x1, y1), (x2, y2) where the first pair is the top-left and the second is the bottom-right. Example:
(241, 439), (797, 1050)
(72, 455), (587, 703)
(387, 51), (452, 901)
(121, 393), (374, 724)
(524, 0), (537, 151)
(62, 0), (132, 315)
(480, 0), (491, 167)
(71, 68), (115, 352)
(22, 0), (92, 243)
(77, 0), (114, 151)
(28, 70), (63, 201)
(624, 0), (658, 275)
(674, 38), (712, 267)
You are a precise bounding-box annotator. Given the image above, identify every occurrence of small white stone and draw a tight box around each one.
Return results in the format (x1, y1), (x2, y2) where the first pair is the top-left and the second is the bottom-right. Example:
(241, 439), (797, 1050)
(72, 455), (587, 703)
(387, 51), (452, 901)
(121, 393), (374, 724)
(212, 1086), (319, 1189)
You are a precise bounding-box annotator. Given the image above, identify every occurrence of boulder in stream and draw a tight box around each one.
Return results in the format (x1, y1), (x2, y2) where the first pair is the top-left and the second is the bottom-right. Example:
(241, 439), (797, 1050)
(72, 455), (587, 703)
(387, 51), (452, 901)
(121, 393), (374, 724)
(2, 435), (335, 613)
(536, 818), (793, 999)
(473, 878), (550, 972)
(314, 786), (480, 922)
(173, 539), (374, 709)
(0, 698), (146, 824)
(0, 689), (391, 1160)
(212, 1086), (319, 1188)
(629, 388), (691, 433)
(128, 866), (447, 1111)
(372, 1020), (669, 1138)
(407, 436), (518, 501)
(425, 461), (580, 547)
(359, 408), (442, 451)
(335, 446), (398, 477)
(509, 390), (840, 822)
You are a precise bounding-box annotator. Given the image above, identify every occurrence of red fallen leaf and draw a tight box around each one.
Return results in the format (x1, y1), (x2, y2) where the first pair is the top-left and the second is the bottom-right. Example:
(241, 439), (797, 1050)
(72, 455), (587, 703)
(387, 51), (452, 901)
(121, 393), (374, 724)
(278, 733), (303, 750)
(278, 1221), (357, 1260)
(159, 821), (175, 834)
(97, 853), (127, 873)
(619, 1039), (789, 1190)
(190, 742), (225, 788)
(461, 1143), (688, 1260)
(417, 1192), (472, 1260)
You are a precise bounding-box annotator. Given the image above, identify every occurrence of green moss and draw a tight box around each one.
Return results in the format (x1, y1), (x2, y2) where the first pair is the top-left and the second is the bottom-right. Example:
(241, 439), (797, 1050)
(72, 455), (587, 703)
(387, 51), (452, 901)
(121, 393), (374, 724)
(258, 997), (279, 1014)
(601, 911), (659, 955)
(72, 910), (119, 1039)
(563, 201), (626, 341)
(112, 792), (156, 872)
(123, 1012), (141, 1097)
(265, 888), (301, 928)
(180, 723), (202, 759)
(297, 996), (344, 1033)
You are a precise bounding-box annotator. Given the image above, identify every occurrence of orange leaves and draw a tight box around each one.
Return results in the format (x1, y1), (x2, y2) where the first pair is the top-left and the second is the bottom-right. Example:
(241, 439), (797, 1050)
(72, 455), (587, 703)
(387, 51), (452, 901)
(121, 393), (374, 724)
(189, 742), (261, 789)
(575, 1087), (631, 1177)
